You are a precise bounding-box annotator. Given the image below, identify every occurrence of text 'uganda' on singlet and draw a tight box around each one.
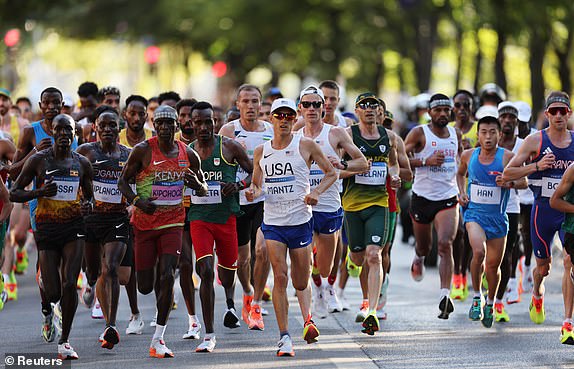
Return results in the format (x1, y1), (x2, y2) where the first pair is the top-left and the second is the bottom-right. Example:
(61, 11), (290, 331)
(88, 142), (131, 216)
(412, 124), (458, 201)
(36, 149), (82, 224)
(528, 130), (574, 205)
(300, 124), (341, 213)
(342, 124), (390, 212)
(188, 135), (240, 224)
(260, 134), (311, 226)
(132, 137), (189, 231)
(232, 119), (273, 205)
(466, 147), (510, 215)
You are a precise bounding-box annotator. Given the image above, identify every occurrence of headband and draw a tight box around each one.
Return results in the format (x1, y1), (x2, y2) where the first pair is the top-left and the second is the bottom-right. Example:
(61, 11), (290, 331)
(429, 99), (453, 109)
(545, 96), (570, 109)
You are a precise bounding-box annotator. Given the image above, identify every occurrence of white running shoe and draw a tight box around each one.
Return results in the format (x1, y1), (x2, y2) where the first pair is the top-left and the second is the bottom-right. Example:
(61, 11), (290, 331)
(126, 314), (144, 335)
(325, 285), (343, 313)
(336, 288), (350, 311)
(183, 321), (201, 339)
(276, 335), (294, 357)
(149, 338), (174, 358)
(91, 299), (104, 319)
(521, 264), (533, 294)
(261, 306), (269, 316)
(312, 285), (328, 319)
(506, 278), (520, 304)
(195, 335), (216, 352)
(150, 311), (157, 327)
(58, 342), (79, 360)
(82, 284), (95, 308)
(380, 276), (389, 308)
(376, 305), (387, 320)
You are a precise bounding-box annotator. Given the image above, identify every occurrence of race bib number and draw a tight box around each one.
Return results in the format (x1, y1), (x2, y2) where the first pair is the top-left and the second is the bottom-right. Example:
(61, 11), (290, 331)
(265, 176), (298, 202)
(470, 184), (501, 205)
(152, 181), (183, 205)
(48, 176), (80, 201)
(188, 181), (222, 205)
(541, 177), (561, 198)
(355, 162), (387, 185)
(93, 179), (122, 204)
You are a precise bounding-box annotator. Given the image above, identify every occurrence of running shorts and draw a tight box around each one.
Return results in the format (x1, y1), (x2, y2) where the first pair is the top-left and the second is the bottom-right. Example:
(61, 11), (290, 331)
(464, 210), (508, 240)
(132, 226), (183, 271)
(531, 201), (564, 259)
(85, 214), (130, 245)
(261, 219), (313, 250)
(191, 215), (238, 270)
(236, 202), (264, 247)
(34, 218), (86, 251)
(313, 207), (343, 234)
(344, 205), (389, 252)
(410, 192), (457, 224)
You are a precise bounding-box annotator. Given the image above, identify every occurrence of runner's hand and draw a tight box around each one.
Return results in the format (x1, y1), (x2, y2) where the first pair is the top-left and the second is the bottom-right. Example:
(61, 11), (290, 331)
(537, 153), (555, 171)
(495, 175), (513, 188)
(80, 199), (93, 215)
(37, 178), (57, 198)
(245, 185), (262, 202)
(304, 191), (320, 206)
(221, 182), (240, 197)
(35, 138), (52, 152)
(458, 193), (469, 207)
(328, 156), (345, 170)
(426, 151), (445, 166)
(184, 169), (207, 195)
(135, 196), (157, 215)
(390, 175), (401, 189)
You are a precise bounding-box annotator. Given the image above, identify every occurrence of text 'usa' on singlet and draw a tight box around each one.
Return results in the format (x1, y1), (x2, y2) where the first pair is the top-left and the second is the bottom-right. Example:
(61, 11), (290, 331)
(528, 130), (574, 205)
(412, 124), (458, 201)
(132, 137), (189, 231)
(342, 124), (390, 212)
(188, 135), (240, 224)
(232, 119), (273, 206)
(261, 134), (311, 226)
(466, 147), (509, 215)
(300, 124), (341, 213)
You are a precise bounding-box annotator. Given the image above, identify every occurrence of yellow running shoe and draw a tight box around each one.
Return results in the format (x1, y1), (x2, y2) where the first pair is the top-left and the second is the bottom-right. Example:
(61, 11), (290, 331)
(494, 302), (510, 322)
(302, 316), (319, 344)
(450, 274), (464, 301)
(561, 322), (574, 345)
(15, 247), (29, 274)
(529, 295), (545, 324)
(6, 271), (17, 301)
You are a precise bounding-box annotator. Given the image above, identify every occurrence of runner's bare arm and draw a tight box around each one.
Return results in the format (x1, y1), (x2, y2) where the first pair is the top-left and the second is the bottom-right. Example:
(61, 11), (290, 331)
(456, 149), (472, 206)
(10, 154), (55, 202)
(499, 150), (527, 189)
(503, 132), (548, 181)
(217, 122), (235, 138)
(118, 143), (147, 203)
(404, 126), (425, 168)
(331, 126), (368, 172)
(10, 126), (41, 178)
(395, 133), (413, 182)
(303, 138), (337, 206)
(185, 146), (208, 195)
(230, 138), (253, 187)
(245, 145), (263, 202)
(0, 177), (12, 221)
(79, 155), (94, 215)
(550, 164), (574, 213)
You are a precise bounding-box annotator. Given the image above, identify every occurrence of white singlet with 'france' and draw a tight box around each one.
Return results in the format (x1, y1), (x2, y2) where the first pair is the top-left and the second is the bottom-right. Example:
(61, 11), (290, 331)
(232, 119), (274, 205)
(300, 124), (341, 213)
(261, 134), (311, 226)
(412, 124), (458, 201)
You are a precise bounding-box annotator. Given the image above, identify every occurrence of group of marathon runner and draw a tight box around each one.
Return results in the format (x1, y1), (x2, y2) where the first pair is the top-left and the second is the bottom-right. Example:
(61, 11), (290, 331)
(0, 80), (573, 360)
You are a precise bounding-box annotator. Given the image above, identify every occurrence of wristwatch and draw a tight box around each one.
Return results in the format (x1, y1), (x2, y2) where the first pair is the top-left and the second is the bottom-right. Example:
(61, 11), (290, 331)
(340, 159), (348, 170)
(421, 157), (426, 167)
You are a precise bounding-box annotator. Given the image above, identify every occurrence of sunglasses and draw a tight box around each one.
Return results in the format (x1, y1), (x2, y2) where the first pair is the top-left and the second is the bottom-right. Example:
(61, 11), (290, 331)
(547, 107), (570, 116)
(454, 102), (471, 109)
(272, 112), (297, 121)
(357, 101), (379, 110)
(301, 101), (323, 109)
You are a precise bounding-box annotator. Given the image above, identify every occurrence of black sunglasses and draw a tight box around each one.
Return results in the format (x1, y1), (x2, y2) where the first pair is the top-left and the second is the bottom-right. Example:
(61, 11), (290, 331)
(272, 112), (296, 121)
(301, 101), (323, 109)
(357, 101), (379, 110)
(547, 107), (570, 116)
(454, 102), (471, 109)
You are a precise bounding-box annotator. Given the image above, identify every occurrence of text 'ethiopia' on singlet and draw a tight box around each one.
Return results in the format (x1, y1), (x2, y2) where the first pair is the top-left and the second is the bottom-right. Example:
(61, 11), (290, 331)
(232, 119), (273, 205)
(132, 136), (189, 231)
(342, 124), (390, 212)
(412, 124), (458, 201)
(188, 135), (240, 224)
(467, 147), (509, 215)
(261, 134), (311, 226)
(528, 130), (574, 204)
(300, 124), (341, 213)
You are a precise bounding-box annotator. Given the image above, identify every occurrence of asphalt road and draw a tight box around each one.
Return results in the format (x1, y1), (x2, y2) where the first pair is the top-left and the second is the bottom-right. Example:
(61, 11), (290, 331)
(2, 227), (574, 369)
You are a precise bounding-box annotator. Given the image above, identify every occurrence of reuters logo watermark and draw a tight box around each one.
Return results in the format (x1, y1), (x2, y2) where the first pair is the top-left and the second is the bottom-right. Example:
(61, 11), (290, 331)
(4, 353), (71, 368)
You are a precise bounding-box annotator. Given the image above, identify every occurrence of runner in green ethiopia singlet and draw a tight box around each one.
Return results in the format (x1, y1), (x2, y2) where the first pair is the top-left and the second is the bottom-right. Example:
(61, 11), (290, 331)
(342, 124), (391, 212)
(188, 135), (240, 223)
(562, 185), (574, 234)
